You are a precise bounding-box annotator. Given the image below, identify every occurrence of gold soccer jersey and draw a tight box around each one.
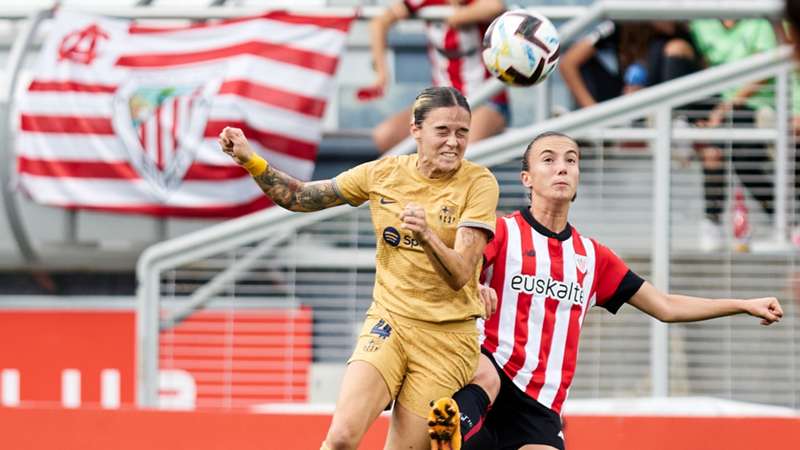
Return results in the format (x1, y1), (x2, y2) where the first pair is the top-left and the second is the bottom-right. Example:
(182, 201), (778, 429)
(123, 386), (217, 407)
(334, 154), (499, 322)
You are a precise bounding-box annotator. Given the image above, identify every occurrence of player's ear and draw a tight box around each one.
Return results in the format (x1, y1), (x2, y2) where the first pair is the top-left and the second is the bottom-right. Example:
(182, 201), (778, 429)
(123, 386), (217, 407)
(520, 171), (533, 190)
(410, 121), (421, 141)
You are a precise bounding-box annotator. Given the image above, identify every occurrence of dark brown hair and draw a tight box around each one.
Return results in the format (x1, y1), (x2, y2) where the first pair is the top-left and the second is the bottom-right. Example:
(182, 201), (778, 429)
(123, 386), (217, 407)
(617, 23), (657, 72)
(411, 86), (471, 127)
(787, 0), (800, 37)
(521, 131), (579, 171)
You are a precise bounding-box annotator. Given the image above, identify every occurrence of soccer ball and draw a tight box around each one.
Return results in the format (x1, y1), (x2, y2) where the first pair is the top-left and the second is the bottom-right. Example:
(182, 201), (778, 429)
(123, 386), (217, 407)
(481, 10), (560, 86)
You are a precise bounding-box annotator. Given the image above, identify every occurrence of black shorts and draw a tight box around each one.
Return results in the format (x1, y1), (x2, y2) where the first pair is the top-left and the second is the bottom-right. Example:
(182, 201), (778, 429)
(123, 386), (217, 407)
(481, 348), (565, 450)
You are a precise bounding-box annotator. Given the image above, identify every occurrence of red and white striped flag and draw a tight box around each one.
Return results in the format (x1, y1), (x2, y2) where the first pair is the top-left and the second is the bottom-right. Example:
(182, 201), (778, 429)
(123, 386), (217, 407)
(16, 9), (353, 217)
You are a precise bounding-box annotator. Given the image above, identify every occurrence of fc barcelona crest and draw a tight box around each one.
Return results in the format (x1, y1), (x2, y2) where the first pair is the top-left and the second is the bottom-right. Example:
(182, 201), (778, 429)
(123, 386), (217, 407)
(112, 78), (220, 199)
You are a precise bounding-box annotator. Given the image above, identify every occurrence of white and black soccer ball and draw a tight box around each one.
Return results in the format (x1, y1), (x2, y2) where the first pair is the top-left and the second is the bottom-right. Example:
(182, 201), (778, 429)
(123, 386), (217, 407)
(481, 10), (560, 86)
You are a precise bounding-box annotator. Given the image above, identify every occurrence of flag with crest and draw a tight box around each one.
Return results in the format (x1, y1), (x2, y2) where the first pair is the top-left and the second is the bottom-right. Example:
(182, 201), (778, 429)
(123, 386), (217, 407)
(16, 9), (352, 217)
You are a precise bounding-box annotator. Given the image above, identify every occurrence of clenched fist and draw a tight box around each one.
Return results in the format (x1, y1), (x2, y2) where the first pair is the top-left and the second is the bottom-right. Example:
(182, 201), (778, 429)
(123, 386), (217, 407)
(399, 202), (430, 243)
(219, 127), (256, 165)
(745, 297), (784, 326)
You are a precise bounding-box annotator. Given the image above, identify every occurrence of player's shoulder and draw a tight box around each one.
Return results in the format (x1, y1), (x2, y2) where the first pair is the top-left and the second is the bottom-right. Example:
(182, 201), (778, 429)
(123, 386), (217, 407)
(492, 210), (522, 234)
(367, 154), (406, 177)
(581, 234), (622, 261)
(458, 159), (498, 184)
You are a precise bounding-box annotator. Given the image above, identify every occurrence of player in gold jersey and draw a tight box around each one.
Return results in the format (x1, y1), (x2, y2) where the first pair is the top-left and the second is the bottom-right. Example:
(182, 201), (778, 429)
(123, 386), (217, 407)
(219, 86), (499, 450)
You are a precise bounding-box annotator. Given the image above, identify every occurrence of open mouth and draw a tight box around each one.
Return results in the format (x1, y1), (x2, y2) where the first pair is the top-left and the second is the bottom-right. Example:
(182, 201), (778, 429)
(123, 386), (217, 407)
(440, 152), (459, 160)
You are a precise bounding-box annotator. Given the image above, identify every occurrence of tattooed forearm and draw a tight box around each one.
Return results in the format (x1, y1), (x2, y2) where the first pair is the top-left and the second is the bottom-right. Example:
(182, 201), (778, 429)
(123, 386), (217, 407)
(253, 167), (345, 212)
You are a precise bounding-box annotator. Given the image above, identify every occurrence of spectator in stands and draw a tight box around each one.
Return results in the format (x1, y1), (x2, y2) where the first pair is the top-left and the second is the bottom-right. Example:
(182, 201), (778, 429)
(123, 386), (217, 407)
(363, 0), (508, 153)
(689, 19), (778, 251)
(219, 86), (499, 450)
(786, 0), (800, 59)
(776, 7), (800, 246)
(560, 21), (700, 108)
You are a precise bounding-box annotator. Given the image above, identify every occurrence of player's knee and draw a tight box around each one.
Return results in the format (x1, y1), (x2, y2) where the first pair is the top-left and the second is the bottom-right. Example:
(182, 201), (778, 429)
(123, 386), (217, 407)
(372, 124), (396, 153)
(325, 423), (361, 450)
(472, 365), (501, 402)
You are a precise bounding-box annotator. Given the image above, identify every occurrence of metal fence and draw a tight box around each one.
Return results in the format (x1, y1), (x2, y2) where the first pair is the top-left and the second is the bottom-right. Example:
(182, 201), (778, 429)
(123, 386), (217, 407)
(139, 41), (799, 409)
(1, 0), (794, 412)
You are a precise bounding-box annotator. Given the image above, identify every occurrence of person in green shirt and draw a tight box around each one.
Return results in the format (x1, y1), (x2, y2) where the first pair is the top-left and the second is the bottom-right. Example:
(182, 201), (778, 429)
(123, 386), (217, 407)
(777, 8), (800, 245)
(689, 19), (778, 251)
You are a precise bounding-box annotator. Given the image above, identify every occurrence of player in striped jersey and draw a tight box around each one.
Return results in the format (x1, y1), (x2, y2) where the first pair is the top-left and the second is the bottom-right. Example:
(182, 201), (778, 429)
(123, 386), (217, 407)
(366, 0), (509, 153)
(429, 131), (784, 450)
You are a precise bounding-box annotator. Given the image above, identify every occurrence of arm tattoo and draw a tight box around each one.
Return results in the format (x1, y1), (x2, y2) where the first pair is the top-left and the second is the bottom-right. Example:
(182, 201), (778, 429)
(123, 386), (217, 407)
(253, 166), (345, 212)
(460, 228), (479, 248)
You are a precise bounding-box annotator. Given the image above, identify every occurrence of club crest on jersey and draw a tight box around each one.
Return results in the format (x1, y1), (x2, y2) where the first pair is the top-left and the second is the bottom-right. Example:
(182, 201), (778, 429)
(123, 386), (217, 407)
(439, 204), (457, 224)
(370, 319), (392, 339)
(575, 255), (588, 274)
(510, 273), (585, 306)
(112, 77), (220, 199)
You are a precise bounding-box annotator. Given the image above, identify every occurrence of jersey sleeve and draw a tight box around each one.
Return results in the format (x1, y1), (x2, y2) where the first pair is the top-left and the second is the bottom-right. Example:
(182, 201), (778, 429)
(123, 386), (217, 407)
(586, 20), (618, 50)
(458, 169), (500, 238)
(483, 216), (505, 266)
(332, 160), (376, 207)
(402, 0), (430, 15)
(480, 216), (505, 283)
(593, 242), (645, 314)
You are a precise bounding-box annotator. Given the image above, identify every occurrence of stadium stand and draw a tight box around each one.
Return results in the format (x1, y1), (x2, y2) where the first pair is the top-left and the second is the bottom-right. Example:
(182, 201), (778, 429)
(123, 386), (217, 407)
(0, 2), (798, 449)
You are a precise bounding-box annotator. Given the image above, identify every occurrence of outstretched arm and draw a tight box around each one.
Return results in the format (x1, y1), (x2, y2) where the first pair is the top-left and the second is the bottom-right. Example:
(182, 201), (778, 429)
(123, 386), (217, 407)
(446, 0), (505, 28)
(368, 2), (410, 94)
(219, 127), (345, 212)
(400, 202), (489, 291)
(628, 281), (783, 325)
(559, 38), (598, 108)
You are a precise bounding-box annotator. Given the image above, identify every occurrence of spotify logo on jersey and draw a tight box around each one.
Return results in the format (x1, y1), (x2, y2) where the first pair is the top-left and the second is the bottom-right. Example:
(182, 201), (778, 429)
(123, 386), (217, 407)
(382, 227), (401, 247)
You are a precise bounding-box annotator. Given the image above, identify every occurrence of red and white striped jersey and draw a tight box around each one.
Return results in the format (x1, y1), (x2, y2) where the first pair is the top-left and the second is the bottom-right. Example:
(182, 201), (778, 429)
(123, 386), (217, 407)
(480, 209), (644, 414)
(402, 0), (508, 105)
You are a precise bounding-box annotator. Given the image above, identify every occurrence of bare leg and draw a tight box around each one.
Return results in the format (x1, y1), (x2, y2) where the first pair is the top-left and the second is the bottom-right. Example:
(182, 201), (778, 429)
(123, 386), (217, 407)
(323, 361), (393, 450)
(468, 105), (507, 145)
(373, 107), (413, 153)
(384, 401), (433, 450)
(470, 353), (501, 401)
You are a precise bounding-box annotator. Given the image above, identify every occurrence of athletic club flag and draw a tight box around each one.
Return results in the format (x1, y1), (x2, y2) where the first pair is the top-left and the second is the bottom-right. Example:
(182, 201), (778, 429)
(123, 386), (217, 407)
(16, 9), (353, 217)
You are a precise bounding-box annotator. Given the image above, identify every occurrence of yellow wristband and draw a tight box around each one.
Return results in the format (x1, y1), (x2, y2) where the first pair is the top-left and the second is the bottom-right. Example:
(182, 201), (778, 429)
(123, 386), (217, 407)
(242, 155), (268, 177)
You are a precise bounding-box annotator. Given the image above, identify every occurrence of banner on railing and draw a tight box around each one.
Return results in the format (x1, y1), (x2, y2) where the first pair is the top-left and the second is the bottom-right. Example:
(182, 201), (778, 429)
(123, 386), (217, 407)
(15, 9), (353, 217)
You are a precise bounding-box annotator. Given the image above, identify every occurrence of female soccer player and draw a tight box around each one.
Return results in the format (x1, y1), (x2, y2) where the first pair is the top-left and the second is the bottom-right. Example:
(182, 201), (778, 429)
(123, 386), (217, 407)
(219, 86), (499, 450)
(429, 132), (783, 450)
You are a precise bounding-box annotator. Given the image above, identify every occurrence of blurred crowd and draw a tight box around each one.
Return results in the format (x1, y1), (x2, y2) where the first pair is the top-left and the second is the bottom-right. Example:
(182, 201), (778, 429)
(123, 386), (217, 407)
(361, 1), (800, 253)
(560, 17), (797, 251)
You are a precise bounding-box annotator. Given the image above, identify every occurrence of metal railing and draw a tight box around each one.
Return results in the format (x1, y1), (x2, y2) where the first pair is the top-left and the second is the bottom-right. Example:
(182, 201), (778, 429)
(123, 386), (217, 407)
(0, 0), (794, 408)
(0, 1), (786, 268)
(138, 44), (798, 407)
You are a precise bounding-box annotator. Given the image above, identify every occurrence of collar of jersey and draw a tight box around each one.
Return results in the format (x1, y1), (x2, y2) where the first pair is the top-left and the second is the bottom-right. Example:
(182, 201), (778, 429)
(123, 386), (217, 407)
(520, 207), (572, 241)
(407, 154), (459, 184)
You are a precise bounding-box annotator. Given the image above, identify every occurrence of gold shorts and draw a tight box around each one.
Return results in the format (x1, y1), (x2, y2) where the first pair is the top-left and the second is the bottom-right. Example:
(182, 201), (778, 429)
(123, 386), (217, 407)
(348, 308), (479, 418)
